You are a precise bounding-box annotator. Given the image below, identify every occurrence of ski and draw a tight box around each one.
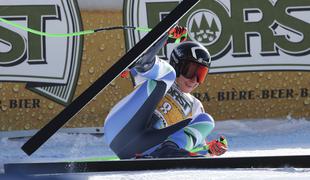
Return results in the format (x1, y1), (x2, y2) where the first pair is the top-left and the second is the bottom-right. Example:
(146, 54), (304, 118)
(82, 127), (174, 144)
(4, 155), (310, 175)
(72, 156), (119, 162)
(21, 0), (200, 156)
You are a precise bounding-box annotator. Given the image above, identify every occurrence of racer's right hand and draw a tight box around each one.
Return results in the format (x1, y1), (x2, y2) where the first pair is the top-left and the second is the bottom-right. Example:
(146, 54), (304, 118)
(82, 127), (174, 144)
(167, 26), (188, 44)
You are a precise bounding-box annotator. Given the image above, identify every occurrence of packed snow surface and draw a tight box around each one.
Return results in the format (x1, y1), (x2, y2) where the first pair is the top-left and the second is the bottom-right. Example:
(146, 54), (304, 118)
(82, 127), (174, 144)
(1, 117), (310, 179)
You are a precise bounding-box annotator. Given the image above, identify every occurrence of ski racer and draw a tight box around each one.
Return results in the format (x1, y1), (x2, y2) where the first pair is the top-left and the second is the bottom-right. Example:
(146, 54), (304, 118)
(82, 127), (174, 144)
(104, 26), (228, 159)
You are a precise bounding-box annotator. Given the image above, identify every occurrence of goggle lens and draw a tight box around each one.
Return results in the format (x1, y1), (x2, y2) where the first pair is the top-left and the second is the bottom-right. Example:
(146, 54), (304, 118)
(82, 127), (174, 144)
(181, 62), (209, 83)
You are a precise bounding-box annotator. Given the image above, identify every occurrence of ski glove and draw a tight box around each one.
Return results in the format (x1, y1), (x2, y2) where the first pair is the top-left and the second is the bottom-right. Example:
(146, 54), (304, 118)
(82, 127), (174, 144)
(167, 26), (188, 44)
(207, 136), (228, 156)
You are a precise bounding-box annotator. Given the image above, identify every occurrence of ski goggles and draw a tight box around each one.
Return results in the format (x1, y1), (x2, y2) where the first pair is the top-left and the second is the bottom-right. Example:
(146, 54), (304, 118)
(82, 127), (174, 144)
(180, 61), (209, 83)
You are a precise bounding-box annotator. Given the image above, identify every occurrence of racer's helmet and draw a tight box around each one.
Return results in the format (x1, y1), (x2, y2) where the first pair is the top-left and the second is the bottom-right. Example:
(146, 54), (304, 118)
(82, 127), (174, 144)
(170, 41), (211, 83)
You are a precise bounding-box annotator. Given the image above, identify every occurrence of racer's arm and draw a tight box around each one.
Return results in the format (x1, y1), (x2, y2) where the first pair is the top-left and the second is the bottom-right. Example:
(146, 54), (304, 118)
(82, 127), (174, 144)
(134, 34), (168, 73)
(134, 26), (188, 73)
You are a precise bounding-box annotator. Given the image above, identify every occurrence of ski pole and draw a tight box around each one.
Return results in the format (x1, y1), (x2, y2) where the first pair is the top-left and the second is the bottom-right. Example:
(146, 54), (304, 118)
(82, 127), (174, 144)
(190, 144), (210, 153)
(0, 17), (152, 37)
(190, 136), (228, 153)
(0, 18), (186, 43)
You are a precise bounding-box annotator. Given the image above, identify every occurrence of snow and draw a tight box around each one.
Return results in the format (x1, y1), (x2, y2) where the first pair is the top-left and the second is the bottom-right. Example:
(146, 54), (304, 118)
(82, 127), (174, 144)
(1, 117), (310, 179)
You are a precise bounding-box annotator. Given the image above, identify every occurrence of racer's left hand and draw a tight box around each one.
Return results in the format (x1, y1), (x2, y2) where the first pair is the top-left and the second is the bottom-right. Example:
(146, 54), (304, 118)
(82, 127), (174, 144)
(207, 136), (228, 156)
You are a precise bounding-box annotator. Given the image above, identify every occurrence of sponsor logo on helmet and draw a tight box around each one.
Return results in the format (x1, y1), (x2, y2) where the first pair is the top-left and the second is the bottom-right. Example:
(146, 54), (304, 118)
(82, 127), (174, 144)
(191, 46), (211, 66)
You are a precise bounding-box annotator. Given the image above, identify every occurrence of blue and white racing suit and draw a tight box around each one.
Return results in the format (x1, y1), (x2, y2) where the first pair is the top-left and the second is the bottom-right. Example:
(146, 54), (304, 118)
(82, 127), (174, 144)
(104, 36), (215, 159)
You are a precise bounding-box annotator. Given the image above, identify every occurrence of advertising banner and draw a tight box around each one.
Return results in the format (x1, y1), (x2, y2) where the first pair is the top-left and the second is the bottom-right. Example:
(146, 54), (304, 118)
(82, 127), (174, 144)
(124, 0), (310, 73)
(0, 0), (309, 135)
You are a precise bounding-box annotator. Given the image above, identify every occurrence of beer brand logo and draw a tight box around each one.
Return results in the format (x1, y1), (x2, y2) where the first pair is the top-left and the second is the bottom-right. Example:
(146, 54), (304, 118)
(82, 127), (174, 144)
(0, 0), (83, 105)
(124, 0), (310, 73)
(187, 9), (221, 46)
